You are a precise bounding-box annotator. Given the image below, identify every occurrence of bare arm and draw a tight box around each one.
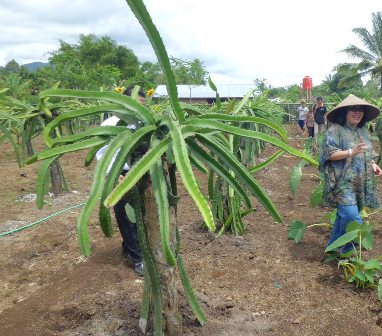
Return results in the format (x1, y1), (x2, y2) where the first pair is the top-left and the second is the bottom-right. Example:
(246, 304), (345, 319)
(329, 140), (367, 161)
(329, 140), (382, 176)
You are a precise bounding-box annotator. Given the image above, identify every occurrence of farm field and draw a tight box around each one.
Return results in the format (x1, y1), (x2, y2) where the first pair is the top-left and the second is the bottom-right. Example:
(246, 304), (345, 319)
(1, 124), (382, 336)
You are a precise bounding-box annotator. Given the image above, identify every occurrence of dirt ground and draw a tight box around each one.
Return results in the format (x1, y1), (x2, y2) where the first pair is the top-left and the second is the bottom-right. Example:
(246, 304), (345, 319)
(1, 124), (382, 336)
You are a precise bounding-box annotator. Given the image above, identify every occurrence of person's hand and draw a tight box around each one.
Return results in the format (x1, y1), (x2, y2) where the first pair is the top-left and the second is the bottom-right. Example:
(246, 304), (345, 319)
(352, 140), (367, 156)
(118, 174), (124, 183)
(372, 162), (382, 176)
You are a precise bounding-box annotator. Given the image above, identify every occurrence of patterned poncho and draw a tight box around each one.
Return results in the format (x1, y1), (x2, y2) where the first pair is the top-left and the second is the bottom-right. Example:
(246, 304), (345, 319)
(319, 123), (380, 208)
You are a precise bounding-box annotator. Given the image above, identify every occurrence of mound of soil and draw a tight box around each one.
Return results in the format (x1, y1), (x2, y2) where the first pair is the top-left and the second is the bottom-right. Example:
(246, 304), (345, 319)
(1, 125), (382, 335)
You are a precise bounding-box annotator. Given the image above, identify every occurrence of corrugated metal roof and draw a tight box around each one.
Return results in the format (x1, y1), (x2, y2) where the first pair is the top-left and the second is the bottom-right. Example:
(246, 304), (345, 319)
(153, 84), (255, 99)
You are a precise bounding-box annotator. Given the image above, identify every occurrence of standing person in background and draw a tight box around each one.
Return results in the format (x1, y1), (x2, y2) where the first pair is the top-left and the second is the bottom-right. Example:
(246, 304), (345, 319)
(297, 99), (309, 135)
(313, 96), (327, 135)
(304, 107), (315, 138)
(96, 85), (147, 276)
(319, 94), (382, 253)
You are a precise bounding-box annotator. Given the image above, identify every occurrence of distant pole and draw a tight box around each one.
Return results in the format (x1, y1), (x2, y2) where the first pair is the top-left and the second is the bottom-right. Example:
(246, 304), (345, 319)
(189, 85), (191, 104)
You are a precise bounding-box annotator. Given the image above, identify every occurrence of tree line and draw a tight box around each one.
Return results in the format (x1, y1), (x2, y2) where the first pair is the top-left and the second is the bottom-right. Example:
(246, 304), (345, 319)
(2, 11), (382, 105)
(0, 34), (209, 99)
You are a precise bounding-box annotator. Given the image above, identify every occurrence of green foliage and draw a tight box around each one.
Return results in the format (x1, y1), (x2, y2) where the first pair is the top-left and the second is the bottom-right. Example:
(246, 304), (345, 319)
(0, 73), (33, 99)
(1, 32), (207, 98)
(20, 1), (315, 332)
(208, 76), (221, 109)
(287, 208), (335, 244)
(268, 84), (301, 103)
(325, 63), (364, 94)
(131, 186), (163, 335)
(289, 163), (302, 196)
(310, 182), (323, 207)
(4, 59), (21, 73)
(0, 84), (95, 200)
(287, 220), (307, 243)
(248, 150), (284, 173)
(199, 84), (317, 235)
(36, 156), (60, 209)
(50, 34), (139, 80)
(290, 209), (382, 300)
(341, 12), (382, 94)
(168, 57), (208, 85)
(40, 62), (121, 91)
(326, 221), (382, 291)
(325, 221), (374, 253)
(150, 141), (175, 265)
(0, 93), (44, 166)
(0, 124), (22, 167)
(287, 136), (321, 198)
(177, 254), (207, 325)
(325, 229), (360, 253)
(338, 257), (382, 289)
(373, 103), (382, 165)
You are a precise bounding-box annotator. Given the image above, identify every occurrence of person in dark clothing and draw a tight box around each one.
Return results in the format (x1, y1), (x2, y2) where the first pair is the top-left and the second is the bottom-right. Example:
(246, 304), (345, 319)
(96, 85), (146, 275)
(112, 171), (147, 275)
(313, 96), (327, 135)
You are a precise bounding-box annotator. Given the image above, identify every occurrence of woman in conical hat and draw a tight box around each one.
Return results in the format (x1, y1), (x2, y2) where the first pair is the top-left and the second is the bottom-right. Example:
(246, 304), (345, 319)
(319, 94), (382, 254)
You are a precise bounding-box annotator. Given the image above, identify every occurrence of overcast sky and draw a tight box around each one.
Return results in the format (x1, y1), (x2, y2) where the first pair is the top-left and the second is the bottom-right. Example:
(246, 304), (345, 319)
(1, 0), (381, 87)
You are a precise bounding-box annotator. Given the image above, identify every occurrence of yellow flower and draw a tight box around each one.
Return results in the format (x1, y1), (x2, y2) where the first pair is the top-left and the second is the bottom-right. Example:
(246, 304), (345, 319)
(114, 86), (125, 94)
(147, 88), (155, 97)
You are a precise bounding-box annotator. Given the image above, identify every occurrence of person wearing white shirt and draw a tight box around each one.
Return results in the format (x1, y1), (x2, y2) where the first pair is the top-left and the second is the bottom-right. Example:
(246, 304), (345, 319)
(297, 99), (309, 134)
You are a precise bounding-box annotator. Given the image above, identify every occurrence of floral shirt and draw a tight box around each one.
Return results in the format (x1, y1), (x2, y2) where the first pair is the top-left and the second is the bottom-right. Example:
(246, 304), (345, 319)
(319, 123), (380, 208)
(305, 111), (315, 128)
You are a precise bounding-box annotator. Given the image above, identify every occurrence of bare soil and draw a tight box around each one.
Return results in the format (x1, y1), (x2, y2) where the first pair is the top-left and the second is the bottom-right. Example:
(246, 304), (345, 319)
(1, 124), (382, 336)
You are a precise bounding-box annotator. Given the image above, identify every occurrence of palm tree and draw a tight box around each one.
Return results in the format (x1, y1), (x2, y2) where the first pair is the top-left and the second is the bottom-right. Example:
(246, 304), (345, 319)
(341, 12), (382, 94)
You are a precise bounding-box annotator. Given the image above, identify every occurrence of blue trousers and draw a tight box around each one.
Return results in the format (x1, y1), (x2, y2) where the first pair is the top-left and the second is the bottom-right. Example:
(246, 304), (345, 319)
(327, 204), (362, 252)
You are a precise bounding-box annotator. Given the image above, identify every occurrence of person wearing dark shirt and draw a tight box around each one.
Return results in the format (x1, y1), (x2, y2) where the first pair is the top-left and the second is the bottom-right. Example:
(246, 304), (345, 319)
(313, 96), (327, 135)
(96, 86), (146, 275)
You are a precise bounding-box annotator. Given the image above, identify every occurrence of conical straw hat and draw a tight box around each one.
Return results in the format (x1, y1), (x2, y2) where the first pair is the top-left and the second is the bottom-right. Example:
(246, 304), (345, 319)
(327, 94), (380, 123)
